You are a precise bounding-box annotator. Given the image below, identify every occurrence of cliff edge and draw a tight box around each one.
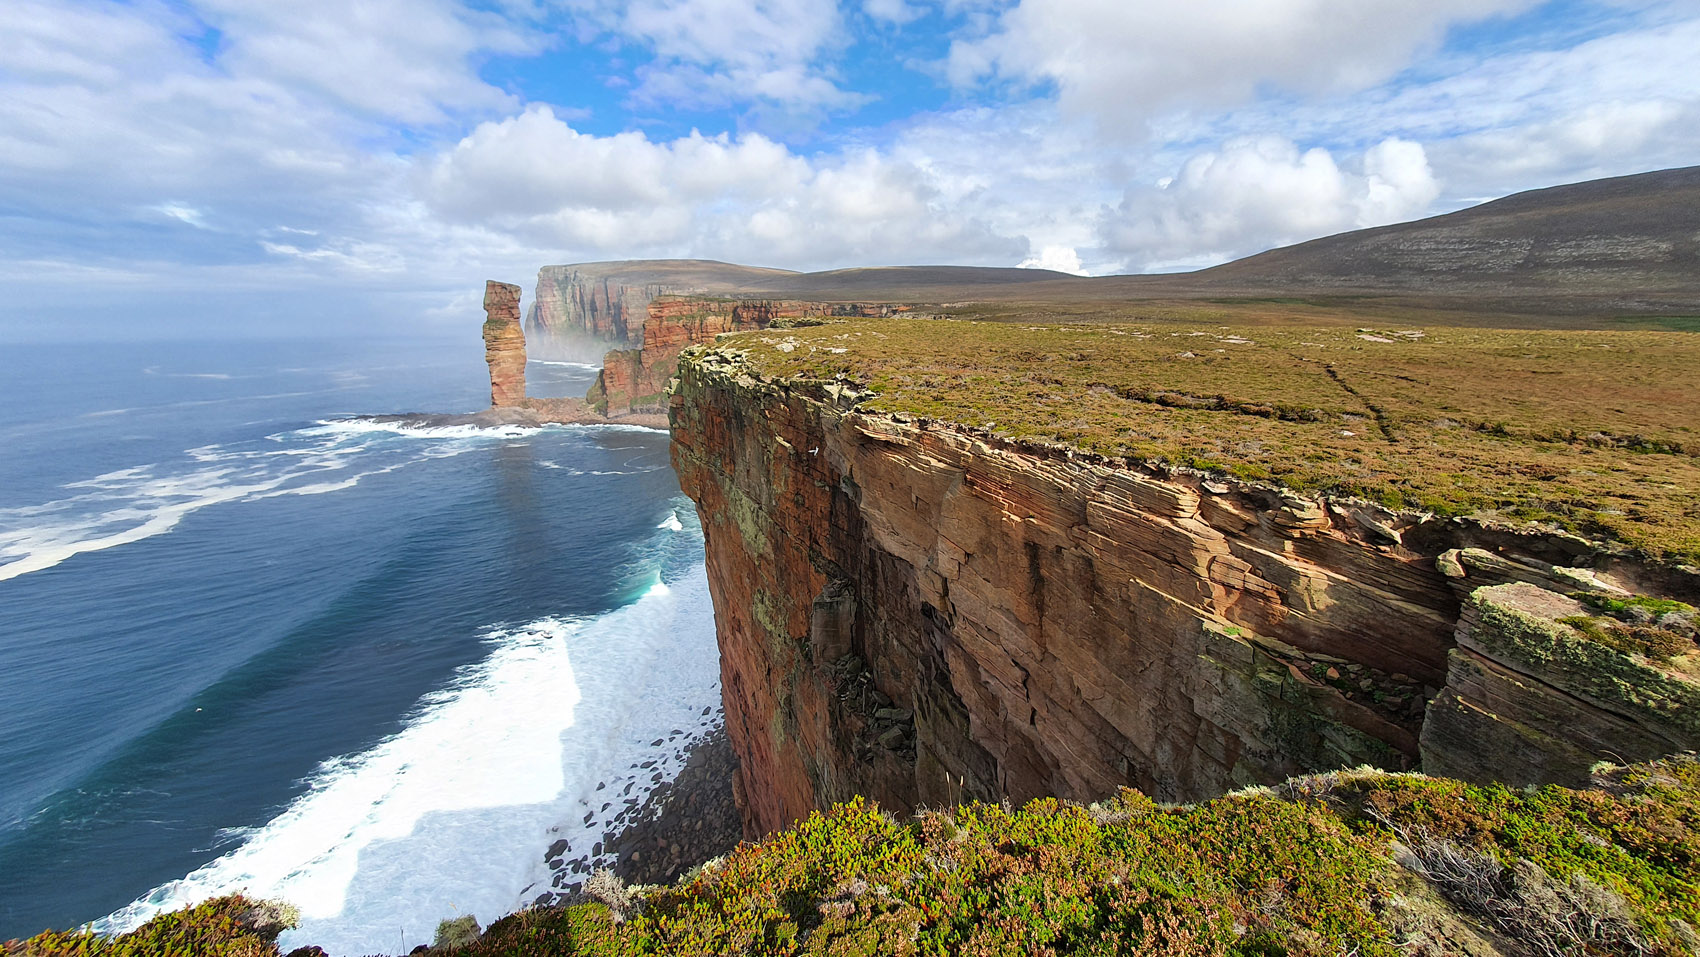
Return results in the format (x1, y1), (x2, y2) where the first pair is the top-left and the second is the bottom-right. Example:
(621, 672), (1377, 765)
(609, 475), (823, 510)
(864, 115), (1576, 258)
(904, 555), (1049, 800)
(668, 315), (1699, 840)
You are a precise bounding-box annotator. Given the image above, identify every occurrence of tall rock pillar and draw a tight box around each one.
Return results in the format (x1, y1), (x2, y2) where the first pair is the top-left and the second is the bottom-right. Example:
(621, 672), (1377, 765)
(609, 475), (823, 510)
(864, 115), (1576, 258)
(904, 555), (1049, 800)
(483, 280), (527, 407)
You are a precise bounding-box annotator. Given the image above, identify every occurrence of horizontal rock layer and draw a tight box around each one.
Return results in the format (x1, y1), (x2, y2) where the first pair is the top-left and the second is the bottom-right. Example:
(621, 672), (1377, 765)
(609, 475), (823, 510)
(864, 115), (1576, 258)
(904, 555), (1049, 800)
(483, 280), (527, 408)
(532, 268), (673, 345)
(592, 298), (896, 419)
(669, 347), (1698, 839)
(1421, 582), (1699, 787)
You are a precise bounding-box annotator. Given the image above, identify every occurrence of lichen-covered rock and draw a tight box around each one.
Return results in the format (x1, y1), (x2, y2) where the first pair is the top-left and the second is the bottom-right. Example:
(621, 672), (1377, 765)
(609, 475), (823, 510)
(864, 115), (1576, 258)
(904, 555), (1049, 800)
(1421, 582), (1700, 787)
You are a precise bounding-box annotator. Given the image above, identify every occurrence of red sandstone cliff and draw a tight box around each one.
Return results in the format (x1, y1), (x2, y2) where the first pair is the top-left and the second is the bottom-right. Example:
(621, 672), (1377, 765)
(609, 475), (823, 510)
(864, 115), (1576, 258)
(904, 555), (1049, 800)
(668, 347), (1700, 839)
(529, 262), (802, 346)
(483, 280), (527, 408)
(590, 297), (897, 419)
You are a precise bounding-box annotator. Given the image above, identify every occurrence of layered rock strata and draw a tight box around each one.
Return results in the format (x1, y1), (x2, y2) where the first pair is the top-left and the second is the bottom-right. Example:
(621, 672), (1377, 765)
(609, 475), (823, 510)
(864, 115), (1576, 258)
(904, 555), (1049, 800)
(669, 347), (1699, 839)
(1422, 582), (1699, 787)
(469, 279), (661, 427)
(591, 298), (897, 419)
(482, 280), (528, 408)
(533, 268), (674, 345)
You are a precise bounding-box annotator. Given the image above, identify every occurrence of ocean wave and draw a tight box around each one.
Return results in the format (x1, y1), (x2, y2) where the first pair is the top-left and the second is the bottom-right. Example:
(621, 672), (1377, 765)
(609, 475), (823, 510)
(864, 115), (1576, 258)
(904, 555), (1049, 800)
(300, 419), (549, 440)
(0, 420), (608, 582)
(97, 565), (721, 956)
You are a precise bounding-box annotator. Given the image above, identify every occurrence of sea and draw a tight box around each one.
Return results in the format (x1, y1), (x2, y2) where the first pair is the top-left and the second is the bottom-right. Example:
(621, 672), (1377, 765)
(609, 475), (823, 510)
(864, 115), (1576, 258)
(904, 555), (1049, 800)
(0, 336), (720, 954)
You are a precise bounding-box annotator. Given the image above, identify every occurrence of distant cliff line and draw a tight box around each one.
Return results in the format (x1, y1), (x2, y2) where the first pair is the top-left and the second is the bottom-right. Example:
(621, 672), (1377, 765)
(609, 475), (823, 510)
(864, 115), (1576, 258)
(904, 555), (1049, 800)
(526, 166), (1700, 346)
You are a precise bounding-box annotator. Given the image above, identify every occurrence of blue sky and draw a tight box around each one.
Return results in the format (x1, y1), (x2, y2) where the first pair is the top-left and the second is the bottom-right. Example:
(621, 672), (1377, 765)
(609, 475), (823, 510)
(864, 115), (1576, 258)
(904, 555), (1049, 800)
(2, 0), (1697, 338)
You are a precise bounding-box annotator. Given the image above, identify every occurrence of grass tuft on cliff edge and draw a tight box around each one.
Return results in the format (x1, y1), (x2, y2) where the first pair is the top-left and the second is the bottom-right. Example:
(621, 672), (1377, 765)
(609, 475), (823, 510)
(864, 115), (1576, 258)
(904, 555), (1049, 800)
(713, 316), (1700, 563)
(12, 758), (1698, 956)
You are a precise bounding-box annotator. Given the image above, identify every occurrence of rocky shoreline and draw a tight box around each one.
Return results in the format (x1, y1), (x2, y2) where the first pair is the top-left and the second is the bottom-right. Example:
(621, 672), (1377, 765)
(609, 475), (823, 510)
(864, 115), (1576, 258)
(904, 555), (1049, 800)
(355, 403), (670, 432)
(531, 723), (743, 906)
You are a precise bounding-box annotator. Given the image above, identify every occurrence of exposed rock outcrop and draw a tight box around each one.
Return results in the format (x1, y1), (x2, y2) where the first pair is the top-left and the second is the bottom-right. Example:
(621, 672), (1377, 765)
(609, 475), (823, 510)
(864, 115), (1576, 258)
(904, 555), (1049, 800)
(591, 298), (898, 419)
(533, 269), (670, 345)
(529, 261), (803, 346)
(465, 279), (666, 428)
(669, 348), (1699, 839)
(483, 280), (527, 408)
(1422, 582), (1699, 787)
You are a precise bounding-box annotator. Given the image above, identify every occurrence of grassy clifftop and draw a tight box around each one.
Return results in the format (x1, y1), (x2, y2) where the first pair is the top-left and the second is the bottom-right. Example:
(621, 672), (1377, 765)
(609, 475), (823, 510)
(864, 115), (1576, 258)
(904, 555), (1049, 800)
(717, 315), (1700, 563)
(13, 758), (1698, 956)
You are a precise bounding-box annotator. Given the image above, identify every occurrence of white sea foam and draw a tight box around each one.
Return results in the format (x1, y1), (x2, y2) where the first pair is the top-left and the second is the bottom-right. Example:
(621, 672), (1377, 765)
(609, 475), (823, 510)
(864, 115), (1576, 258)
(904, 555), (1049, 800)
(658, 511), (685, 531)
(97, 565), (720, 956)
(0, 420), (571, 582)
(300, 419), (548, 440)
(529, 360), (602, 371)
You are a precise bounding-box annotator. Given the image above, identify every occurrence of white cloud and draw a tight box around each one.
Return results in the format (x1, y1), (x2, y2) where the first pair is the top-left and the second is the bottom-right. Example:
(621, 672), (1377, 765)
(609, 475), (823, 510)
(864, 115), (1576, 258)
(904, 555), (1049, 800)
(4, 0), (1699, 341)
(1357, 138), (1442, 226)
(1104, 136), (1439, 271)
(863, 0), (923, 24)
(152, 204), (212, 229)
(949, 0), (1536, 131)
(418, 105), (1024, 267)
(558, 0), (859, 111)
(1154, 13), (1700, 201)
(1018, 246), (1086, 274)
(191, 0), (536, 124)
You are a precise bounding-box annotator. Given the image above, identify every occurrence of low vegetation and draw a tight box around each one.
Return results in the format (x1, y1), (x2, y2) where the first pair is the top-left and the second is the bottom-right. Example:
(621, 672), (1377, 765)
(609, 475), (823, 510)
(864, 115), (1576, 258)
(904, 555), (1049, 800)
(719, 315), (1700, 562)
(2, 897), (297, 957)
(12, 758), (1696, 956)
(1561, 593), (1699, 664)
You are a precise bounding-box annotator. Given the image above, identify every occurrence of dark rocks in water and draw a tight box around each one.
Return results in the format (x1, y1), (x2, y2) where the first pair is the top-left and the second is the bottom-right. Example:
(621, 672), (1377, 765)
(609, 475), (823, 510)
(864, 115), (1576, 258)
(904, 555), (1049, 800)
(607, 726), (744, 887)
(349, 402), (669, 432)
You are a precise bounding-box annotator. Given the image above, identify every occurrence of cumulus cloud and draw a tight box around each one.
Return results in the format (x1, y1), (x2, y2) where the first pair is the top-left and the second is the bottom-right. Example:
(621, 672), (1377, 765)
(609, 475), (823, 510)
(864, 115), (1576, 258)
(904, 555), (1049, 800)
(1154, 13), (1700, 201)
(419, 105), (1024, 266)
(1018, 246), (1086, 274)
(557, 0), (860, 111)
(949, 0), (1536, 131)
(1104, 136), (1439, 271)
(192, 0), (536, 124)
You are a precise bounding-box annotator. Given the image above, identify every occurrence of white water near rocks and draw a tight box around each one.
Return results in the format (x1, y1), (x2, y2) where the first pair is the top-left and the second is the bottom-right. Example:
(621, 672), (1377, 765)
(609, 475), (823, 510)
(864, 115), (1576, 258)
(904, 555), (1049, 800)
(0, 420), (666, 583)
(98, 565), (720, 956)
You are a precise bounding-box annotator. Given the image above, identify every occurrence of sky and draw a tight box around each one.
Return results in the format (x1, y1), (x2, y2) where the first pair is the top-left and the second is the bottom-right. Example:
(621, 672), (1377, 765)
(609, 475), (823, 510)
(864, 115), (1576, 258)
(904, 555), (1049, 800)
(2, 0), (1698, 338)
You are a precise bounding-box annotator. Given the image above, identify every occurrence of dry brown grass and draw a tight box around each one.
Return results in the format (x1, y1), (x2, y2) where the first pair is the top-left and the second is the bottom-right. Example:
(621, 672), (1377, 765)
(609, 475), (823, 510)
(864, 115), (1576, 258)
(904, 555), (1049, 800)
(726, 315), (1700, 563)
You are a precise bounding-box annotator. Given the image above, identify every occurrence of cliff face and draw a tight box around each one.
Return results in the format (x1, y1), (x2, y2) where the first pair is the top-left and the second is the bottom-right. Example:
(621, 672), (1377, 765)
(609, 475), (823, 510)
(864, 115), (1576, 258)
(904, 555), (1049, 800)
(482, 280), (527, 408)
(529, 262), (807, 346)
(533, 268), (671, 345)
(1422, 581), (1699, 787)
(669, 349), (1699, 839)
(590, 298), (896, 419)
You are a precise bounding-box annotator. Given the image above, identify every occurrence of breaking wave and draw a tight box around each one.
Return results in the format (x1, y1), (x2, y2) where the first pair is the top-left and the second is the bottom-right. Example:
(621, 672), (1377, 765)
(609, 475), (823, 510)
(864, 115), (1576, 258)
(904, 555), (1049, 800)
(0, 420), (593, 582)
(97, 555), (719, 955)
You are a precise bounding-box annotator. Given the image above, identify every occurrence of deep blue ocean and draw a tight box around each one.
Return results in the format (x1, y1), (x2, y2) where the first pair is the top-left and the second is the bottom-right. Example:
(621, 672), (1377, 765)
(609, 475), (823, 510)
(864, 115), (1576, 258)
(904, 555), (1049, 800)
(0, 337), (718, 953)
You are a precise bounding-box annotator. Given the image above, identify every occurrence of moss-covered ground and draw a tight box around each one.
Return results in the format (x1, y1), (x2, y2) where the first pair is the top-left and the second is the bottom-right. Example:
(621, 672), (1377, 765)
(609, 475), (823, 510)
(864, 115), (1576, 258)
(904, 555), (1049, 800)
(12, 759), (1695, 957)
(714, 316), (1700, 563)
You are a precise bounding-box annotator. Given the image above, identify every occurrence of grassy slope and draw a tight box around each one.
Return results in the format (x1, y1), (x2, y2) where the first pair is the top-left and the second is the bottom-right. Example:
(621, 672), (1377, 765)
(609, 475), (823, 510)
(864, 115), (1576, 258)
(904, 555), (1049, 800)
(15, 759), (1697, 956)
(724, 314), (1700, 563)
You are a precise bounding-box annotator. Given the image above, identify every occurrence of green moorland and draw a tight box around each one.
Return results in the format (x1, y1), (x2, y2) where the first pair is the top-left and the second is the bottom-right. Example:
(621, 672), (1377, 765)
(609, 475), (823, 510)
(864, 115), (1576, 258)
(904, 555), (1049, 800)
(11, 758), (1697, 956)
(725, 315), (1700, 563)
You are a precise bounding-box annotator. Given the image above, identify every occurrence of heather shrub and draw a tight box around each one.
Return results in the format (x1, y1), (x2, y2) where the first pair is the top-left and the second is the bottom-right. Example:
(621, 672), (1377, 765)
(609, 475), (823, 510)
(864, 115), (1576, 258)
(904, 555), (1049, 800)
(11, 758), (1696, 957)
(3, 896), (295, 957)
